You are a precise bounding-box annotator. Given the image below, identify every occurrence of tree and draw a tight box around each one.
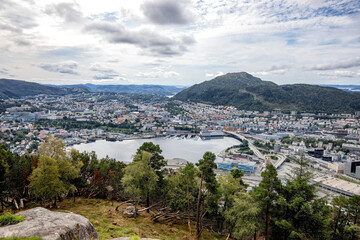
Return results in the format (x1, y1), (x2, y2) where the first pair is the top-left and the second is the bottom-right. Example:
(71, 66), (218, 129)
(195, 152), (219, 238)
(136, 142), (166, 173)
(38, 137), (82, 200)
(0, 157), (6, 211)
(29, 156), (65, 207)
(135, 142), (167, 209)
(182, 162), (196, 233)
(331, 195), (350, 240)
(219, 173), (244, 232)
(271, 155), (331, 240)
(121, 151), (158, 217)
(253, 164), (281, 240)
(224, 192), (259, 239)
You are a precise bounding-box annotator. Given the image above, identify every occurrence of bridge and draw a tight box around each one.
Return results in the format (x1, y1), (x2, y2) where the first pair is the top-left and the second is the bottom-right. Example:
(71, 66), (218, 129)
(273, 154), (287, 169)
(223, 130), (265, 160)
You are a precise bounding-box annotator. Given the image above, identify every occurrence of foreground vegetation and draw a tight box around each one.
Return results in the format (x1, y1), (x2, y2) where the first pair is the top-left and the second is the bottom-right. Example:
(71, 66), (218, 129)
(1, 137), (360, 239)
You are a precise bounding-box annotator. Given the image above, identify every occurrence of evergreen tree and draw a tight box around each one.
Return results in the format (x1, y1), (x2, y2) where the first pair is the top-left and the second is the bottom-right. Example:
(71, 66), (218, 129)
(195, 152), (219, 238)
(253, 164), (281, 240)
(224, 192), (259, 239)
(271, 155), (331, 240)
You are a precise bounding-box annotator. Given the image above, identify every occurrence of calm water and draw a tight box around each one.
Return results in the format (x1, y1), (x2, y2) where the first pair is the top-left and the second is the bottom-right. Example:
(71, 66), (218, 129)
(71, 137), (241, 163)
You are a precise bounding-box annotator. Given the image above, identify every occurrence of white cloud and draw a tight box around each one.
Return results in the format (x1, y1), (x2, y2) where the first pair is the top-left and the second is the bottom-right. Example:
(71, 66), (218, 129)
(0, 0), (359, 85)
(252, 65), (291, 76)
(318, 70), (360, 78)
(136, 68), (180, 78)
(309, 57), (360, 71)
(205, 71), (224, 79)
(38, 61), (79, 75)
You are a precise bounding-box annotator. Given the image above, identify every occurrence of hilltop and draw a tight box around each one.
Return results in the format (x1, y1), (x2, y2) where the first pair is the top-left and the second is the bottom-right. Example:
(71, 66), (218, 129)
(0, 78), (88, 99)
(173, 72), (360, 113)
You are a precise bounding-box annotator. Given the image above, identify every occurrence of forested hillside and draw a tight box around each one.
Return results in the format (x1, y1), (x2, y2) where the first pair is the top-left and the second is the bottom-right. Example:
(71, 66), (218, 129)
(174, 72), (360, 113)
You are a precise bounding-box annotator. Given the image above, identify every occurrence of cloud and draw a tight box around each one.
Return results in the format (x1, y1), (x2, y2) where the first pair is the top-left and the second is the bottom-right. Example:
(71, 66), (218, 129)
(45, 2), (83, 23)
(136, 69), (180, 78)
(252, 65), (291, 76)
(141, 0), (193, 25)
(39, 61), (79, 75)
(84, 21), (195, 56)
(0, 0), (38, 33)
(0, 68), (10, 75)
(205, 71), (224, 79)
(318, 70), (360, 78)
(310, 57), (360, 70)
(13, 38), (31, 46)
(89, 63), (120, 80)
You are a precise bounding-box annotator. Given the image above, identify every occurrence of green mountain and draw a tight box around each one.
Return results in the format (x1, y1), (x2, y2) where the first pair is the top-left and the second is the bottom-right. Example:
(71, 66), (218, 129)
(0, 79), (88, 99)
(173, 72), (360, 113)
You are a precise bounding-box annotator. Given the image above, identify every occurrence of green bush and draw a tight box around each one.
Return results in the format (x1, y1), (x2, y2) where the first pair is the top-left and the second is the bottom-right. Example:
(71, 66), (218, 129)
(0, 213), (25, 226)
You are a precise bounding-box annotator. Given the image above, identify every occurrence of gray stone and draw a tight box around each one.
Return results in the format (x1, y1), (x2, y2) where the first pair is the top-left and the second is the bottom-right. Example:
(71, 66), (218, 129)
(0, 207), (98, 240)
(122, 206), (136, 218)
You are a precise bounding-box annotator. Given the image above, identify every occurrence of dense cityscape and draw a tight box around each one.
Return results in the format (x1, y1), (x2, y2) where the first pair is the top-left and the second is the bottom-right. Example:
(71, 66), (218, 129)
(1, 91), (360, 199)
(1, 0), (360, 239)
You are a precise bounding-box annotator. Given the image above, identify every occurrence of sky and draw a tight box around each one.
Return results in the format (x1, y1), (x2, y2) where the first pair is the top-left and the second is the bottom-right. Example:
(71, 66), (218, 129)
(0, 0), (359, 86)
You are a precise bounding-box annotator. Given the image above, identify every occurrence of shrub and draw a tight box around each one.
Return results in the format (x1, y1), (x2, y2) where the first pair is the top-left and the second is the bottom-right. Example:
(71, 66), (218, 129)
(0, 213), (25, 226)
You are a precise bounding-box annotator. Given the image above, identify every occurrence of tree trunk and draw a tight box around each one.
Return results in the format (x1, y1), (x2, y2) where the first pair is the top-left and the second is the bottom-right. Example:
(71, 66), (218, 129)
(146, 190), (150, 213)
(332, 207), (342, 238)
(187, 175), (192, 234)
(0, 196), (3, 212)
(53, 197), (57, 208)
(265, 204), (269, 240)
(196, 171), (204, 238)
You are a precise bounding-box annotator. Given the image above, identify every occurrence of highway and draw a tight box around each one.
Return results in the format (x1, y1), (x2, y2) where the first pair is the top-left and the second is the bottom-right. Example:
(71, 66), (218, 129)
(274, 154), (287, 169)
(223, 130), (266, 160)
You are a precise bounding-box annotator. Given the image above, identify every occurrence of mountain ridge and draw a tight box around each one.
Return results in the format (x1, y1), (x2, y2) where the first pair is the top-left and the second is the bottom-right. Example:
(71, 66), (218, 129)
(0, 78), (88, 99)
(173, 72), (360, 113)
(47, 83), (187, 96)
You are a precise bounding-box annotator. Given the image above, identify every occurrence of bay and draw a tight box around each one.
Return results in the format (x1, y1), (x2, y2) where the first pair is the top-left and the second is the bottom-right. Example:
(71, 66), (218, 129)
(71, 136), (241, 163)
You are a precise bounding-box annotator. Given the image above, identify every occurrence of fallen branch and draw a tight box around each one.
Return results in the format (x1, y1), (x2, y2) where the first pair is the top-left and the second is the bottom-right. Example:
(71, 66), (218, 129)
(115, 200), (134, 211)
(138, 200), (164, 213)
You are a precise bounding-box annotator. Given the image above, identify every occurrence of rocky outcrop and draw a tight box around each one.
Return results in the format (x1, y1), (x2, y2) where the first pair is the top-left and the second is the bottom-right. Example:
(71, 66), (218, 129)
(0, 207), (98, 240)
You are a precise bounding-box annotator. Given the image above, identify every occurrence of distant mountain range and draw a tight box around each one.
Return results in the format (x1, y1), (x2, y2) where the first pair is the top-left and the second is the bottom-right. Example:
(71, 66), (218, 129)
(173, 72), (360, 113)
(48, 83), (187, 96)
(319, 85), (360, 92)
(0, 79), (88, 99)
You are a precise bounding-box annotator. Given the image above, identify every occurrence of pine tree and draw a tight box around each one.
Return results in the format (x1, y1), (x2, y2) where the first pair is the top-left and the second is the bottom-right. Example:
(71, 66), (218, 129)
(195, 152), (219, 238)
(253, 164), (281, 240)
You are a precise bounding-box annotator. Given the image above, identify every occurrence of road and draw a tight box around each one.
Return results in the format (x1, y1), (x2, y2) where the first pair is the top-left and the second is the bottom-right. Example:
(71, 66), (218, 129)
(223, 130), (266, 160)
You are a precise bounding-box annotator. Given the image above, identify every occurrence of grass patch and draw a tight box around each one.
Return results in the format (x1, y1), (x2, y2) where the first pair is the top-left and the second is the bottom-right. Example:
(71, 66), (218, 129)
(0, 238), (43, 240)
(0, 213), (24, 226)
(335, 175), (360, 184)
(52, 197), (226, 240)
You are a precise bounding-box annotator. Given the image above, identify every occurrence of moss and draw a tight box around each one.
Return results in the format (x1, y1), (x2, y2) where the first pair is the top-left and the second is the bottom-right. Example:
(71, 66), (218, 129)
(0, 238), (43, 240)
(0, 213), (25, 226)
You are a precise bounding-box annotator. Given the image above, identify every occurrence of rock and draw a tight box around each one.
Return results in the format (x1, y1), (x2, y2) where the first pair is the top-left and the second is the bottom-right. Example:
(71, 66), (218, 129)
(110, 238), (159, 240)
(0, 207), (99, 240)
(122, 206), (136, 218)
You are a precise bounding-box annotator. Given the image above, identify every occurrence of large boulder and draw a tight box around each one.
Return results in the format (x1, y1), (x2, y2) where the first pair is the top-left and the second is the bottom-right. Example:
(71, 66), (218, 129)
(0, 207), (98, 240)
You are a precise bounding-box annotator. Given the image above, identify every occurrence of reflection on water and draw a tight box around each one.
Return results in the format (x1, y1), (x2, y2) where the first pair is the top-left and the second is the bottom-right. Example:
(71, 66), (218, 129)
(71, 137), (241, 163)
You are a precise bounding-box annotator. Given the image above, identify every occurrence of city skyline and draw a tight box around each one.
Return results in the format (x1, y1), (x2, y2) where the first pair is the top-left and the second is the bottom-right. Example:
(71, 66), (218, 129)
(0, 0), (359, 86)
